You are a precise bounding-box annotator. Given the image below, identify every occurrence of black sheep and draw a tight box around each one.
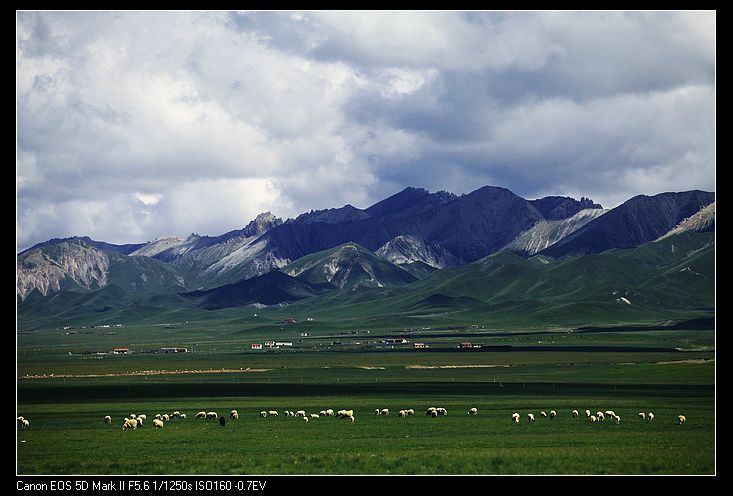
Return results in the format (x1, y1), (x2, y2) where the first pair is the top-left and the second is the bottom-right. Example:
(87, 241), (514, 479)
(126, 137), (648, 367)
(219, 416), (226, 427)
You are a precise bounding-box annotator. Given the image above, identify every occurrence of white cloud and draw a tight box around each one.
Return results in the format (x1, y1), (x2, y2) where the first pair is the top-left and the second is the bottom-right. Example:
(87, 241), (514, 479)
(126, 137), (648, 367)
(16, 11), (715, 250)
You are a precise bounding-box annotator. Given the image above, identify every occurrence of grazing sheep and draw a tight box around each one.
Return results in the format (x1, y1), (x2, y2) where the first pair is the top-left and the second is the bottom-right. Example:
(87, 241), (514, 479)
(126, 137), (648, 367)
(153, 419), (163, 429)
(173, 411), (180, 417)
(195, 411), (206, 419)
(596, 412), (605, 421)
(638, 412), (646, 421)
(137, 414), (146, 421)
(310, 414), (320, 418)
(230, 410), (238, 418)
(319, 410), (327, 417)
(136, 417), (144, 427)
(585, 409), (591, 418)
(406, 409), (415, 416)
(590, 416), (598, 422)
(231, 412), (239, 420)
(550, 410), (557, 419)
(295, 410), (306, 417)
(572, 410), (579, 418)
(179, 414), (187, 419)
(21, 419), (30, 429)
(375, 409), (381, 415)
(437, 407), (448, 416)
(219, 416), (226, 427)
(303, 416), (309, 423)
(130, 414), (137, 419)
(678, 415), (686, 425)
(426, 407), (437, 416)
(17, 416), (24, 423)
(431, 410), (439, 418)
(380, 408), (389, 416)
(468, 408), (478, 415)
(604, 410), (616, 418)
(206, 412), (217, 420)
(104, 415), (112, 424)
(259, 411), (268, 418)
(528, 413), (535, 422)
(613, 415), (621, 424)
(326, 409), (334, 416)
(162, 414), (170, 422)
(540, 411), (547, 417)
(123, 418), (138, 430)
(348, 415), (355, 423)
(155, 414), (162, 420)
(512, 413), (520, 424)
(268, 410), (279, 417)
(648, 412), (655, 423)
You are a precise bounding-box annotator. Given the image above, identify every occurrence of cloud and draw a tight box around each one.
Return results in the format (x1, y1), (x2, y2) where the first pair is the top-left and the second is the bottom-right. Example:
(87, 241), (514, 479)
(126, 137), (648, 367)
(17, 11), (715, 251)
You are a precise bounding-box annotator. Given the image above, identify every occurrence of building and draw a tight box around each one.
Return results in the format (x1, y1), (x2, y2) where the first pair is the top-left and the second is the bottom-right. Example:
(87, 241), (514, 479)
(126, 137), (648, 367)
(111, 348), (129, 355)
(159, 347), (188, 353)
(413, 342), (428, 349)
(251, 343), (263, 350)
(275, 342), (293, 347)
(264, 341), (276, 348)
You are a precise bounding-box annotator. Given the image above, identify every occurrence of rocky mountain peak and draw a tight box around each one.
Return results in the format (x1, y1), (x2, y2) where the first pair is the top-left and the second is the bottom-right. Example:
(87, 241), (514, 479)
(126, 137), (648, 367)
(242, 212), (283, 237)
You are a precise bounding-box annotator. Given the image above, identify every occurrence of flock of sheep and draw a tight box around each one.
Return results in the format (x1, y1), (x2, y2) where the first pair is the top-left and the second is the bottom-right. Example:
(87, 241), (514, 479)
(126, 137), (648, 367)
(16, 408), (690, 431)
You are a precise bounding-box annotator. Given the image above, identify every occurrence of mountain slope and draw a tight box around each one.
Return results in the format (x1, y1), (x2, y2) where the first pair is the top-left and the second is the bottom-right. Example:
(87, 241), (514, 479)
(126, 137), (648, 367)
(17, 239), (187, 299)
(376, 234), (459, 268)
(283, 243), (417, 290)
(180, 270), (332, 310)
(504, 208), (608, 256)
(540, 190), (715, 258)
(657, 202), (715, 240)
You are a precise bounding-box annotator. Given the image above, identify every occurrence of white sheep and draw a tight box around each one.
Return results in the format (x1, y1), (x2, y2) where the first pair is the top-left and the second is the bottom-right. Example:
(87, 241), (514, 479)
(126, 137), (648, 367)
(195, 411), (206, 419)
(638, 412), (646, 421)
(310, 414), (320, 418)
(153, 419), (164, 429)
(136, 417), (144, 427)
(155, 414), (162, 420)
(406, 409), (415, 416)
(648, 412), (654, 422)
(512, 412), (520, 424)
(380, 408), (389, 416)
(528, 413), (535, 422)
(130, 414), (137, 419)
(231, 412), (239, 420)
(596, 412), (605, 421)
(572, 410), (579, 418)
(179, 414), (187, 419)
(259, 411), (268, 418)
(319, 410), (327, 417)
(468, 408), (478, 415)
(20, 419), (30, 429)
(604, 410), (616, 418)
(325, 409), (334, 416)
(162, 414), (170, 422)
(303, 416), (309, 423)
(590, 415), (598, 422)
(550, 410), (557, 419)
(540, 411), (547, 417)
(206, 412), (217, 420)
(104, 415), (112, 424)
(426, 407), (437, 416)
(374, 409), (380, 415)
(348, 415), (355, 423)
(295, 410), (306, 417)
(585, 409), (591, 417)
(122, 418), (138, 430)
(613, 415), (620, 424)
(173, 411), (180, 417)
(678, 415), (686, 425)
(437, 407), (447, 416)
(268, 410), (279, 417)
(230, 410), (238, 418)
(137, 414), (146, 421)
(431, 410), (438, 418)
(17, 416), (24, 423)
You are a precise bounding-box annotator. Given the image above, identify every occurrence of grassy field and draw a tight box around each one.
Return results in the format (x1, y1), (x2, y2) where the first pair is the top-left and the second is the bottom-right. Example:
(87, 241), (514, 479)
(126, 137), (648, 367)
(17, 318), (715, 475)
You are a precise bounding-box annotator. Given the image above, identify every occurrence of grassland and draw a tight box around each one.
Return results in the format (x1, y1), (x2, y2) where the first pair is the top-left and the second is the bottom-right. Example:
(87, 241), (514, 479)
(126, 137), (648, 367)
(17, 317), (715, 475)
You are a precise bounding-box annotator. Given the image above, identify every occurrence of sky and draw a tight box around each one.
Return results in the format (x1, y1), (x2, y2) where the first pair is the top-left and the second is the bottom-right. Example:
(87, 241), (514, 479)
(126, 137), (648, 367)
(16, 11), (715, 251)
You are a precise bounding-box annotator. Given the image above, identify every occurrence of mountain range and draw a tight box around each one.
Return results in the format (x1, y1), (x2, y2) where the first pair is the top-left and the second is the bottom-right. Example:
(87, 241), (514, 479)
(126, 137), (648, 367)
(16, 186), (715, 329)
